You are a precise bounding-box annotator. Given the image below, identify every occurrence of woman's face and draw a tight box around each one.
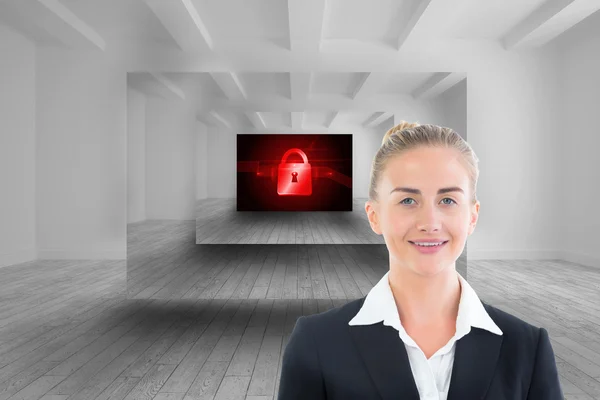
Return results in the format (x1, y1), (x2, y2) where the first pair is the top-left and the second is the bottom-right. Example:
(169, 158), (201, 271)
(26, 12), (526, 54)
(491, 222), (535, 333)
(365, 147), (480, 277)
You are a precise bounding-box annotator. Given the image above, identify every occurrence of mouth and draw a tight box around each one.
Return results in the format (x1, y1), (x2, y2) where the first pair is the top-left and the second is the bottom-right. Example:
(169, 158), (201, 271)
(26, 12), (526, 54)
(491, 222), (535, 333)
(408, 240), (449, 253)
(408, 240), (448, 246)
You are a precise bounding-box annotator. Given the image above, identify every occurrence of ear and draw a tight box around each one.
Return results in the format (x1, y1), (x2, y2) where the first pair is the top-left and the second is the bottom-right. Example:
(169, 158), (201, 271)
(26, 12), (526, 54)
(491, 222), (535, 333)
(365, 200), (383, 235)
(467, 201), (480, 236)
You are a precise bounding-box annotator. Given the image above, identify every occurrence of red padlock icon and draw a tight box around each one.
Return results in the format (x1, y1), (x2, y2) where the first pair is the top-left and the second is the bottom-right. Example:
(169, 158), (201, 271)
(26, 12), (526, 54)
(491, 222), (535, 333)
(277, 148), (312, 196)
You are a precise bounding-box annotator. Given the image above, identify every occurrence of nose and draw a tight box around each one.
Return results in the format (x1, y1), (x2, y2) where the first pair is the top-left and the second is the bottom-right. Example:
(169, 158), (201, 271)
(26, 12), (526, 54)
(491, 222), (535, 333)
(416, 202), (442, 232)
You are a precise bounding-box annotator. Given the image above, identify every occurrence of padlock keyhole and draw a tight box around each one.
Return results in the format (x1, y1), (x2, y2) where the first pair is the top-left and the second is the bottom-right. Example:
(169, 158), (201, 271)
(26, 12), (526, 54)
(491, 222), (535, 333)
(291, 171), (298, 183)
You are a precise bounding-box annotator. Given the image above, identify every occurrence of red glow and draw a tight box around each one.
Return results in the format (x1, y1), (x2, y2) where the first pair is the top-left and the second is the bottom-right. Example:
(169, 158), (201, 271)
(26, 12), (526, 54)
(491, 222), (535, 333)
(236, 133), (352, 211)
(277, 148), (312, 196)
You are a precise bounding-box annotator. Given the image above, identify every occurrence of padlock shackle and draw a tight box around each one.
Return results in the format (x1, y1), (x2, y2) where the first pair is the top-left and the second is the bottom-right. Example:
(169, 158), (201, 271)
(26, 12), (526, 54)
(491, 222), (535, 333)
(280, 148), (308, 164)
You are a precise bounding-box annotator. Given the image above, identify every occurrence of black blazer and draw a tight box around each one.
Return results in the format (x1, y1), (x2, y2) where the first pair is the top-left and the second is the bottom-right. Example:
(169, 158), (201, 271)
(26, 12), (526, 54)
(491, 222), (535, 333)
(278, 296), (563, 400)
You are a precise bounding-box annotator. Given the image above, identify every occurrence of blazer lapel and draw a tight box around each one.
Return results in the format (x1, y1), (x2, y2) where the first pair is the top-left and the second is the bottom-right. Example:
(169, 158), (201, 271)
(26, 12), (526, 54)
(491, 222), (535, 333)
(447, 327), (503, 400)
(349, 322), (420, 400)
(349, 323), (503, 400)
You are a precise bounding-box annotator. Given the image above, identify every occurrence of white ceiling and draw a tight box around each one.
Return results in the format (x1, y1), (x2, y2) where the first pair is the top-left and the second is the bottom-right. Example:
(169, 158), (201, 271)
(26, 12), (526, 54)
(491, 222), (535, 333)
(1, 0), (598, 131)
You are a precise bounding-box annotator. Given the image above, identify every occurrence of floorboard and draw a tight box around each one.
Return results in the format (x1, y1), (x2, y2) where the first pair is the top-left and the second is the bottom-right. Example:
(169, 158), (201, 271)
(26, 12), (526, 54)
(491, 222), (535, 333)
(196, 198), (385, 245)
(0, 220), (597, 399)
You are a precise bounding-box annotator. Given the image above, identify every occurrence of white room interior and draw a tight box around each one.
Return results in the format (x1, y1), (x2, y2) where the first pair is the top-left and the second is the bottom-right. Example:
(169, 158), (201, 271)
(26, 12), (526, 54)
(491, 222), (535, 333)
(3, 2), (599, 267)
(1, 0), (600, 398)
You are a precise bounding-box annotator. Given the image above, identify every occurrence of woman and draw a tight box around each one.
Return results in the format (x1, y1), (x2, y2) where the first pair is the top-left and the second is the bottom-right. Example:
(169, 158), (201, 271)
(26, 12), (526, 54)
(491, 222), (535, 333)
(277, 122), (563, 400)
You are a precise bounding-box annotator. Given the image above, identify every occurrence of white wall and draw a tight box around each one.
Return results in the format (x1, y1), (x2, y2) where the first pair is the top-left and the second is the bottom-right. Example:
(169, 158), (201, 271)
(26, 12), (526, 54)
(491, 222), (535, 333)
(394, 98), (441, 128)
(350, 116), (394, 200)
(464, 46), (562, 260)
(554, 11), (600, 268)
(207, 126), (236, 198)
(145, 95), (197, 220)
(36, 48), (127, 259)
(353, 127), (383, 199)
(432, 79), (467, 138)
(127, 87), (146, 223)
(4, 17), (594, 266)
(352, 48), (562, 261)
(0, 25), (36, 268)
(196, 122), (208, 200)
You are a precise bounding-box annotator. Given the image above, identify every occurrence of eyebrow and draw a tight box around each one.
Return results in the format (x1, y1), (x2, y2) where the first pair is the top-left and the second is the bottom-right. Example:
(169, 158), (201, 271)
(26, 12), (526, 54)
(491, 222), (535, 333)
(389, 186), (465, 195)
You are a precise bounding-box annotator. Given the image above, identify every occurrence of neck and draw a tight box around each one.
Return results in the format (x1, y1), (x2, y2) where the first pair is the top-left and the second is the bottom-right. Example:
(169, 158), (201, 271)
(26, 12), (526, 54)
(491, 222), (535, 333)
(388, 263), (461, 327)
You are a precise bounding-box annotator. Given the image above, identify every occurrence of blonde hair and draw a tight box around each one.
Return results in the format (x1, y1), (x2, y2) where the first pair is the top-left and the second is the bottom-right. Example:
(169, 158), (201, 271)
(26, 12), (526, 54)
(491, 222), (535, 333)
(369, 121), (479, 204)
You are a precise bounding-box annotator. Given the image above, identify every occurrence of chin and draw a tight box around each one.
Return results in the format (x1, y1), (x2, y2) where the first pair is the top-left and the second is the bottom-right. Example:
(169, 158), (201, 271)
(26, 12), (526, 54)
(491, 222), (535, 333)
(412, 264), (448, 276)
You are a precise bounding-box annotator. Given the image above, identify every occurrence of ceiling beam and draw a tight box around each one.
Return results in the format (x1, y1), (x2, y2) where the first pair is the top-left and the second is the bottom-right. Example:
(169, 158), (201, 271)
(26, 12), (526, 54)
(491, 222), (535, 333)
(27, 0), (106, 50)
(108, 38), (501, 71)
(502, 0), (600, 49)
(319, 0), (333, 51)
(230, 73), (248, 99)
(209, 110), (233, 129)
(287, 0), (326, 52)
(324, 111), (338, 128)
(350, 73), (371, 100)
(245, 112), (266, 129)
(144, 0), (212, 52)
(203, 113), (222, 128)
(196, 113), (216, 127)
(397, 0), (434, 50)
(350, 73), (390, 100)
(149, 73), (186, 100)
(363, 112), (384, 127)
(210, 73), (247, 101)
(411, 72), (466, 100)
(181, 0), (213, 48)
(199, 93), (418, 113)
(256, 112), (268, 128)
(364, 112), (393, 128)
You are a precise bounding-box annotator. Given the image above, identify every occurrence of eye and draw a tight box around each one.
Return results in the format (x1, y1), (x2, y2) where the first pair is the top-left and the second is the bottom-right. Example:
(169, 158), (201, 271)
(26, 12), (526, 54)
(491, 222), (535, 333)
(399, 198), (457, 205)
(441, 198), (457, 205)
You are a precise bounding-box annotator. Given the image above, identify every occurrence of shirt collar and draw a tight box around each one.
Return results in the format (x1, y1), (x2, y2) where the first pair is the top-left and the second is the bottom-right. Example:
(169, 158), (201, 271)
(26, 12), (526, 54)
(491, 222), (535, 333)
(348, 270), (503, 337)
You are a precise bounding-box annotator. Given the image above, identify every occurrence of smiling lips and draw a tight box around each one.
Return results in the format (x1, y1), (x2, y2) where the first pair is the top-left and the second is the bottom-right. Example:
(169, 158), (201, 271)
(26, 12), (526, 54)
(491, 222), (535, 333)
(409, 239), (448, 244)
(410, 241), (446, 246)
(409, 240), (448, 254)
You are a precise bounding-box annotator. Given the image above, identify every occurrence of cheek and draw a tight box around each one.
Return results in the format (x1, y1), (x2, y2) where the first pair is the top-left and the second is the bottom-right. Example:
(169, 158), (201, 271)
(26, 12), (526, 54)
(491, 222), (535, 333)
(386, 214), (412, 235)
(449, 213), (472, 238)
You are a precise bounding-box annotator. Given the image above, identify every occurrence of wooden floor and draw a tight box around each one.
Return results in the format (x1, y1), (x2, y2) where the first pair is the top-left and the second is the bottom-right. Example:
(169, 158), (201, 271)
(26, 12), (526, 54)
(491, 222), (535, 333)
(196, 198), (385, 244)
(0, 221), (598, 399)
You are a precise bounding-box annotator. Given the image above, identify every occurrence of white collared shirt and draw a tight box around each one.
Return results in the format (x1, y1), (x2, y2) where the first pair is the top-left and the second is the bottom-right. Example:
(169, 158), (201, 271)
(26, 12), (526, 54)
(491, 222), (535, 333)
(348, 271), (503, 400)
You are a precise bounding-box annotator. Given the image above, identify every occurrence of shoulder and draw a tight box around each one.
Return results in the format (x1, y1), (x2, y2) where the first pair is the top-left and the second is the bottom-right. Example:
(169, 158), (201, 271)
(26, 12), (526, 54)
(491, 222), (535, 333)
(295, 298), (546, 343)
(481, 302), (562, 394)
(301, 299), (543, 335)
(296, 297), (365, 334)
(285, 299), (364, 358)
(481, 302), (546, 345)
